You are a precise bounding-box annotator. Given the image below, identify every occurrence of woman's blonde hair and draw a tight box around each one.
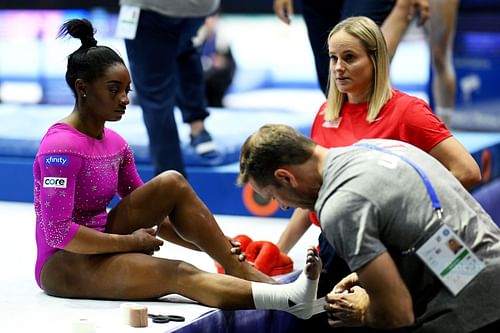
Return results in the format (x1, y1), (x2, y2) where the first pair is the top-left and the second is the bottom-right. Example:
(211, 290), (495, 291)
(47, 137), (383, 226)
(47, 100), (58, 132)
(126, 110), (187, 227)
(324, 16), (392, 123)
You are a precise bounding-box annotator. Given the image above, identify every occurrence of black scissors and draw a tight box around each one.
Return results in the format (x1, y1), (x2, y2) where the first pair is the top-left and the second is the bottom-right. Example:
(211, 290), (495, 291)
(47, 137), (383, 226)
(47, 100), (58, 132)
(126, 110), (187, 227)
(148, 313), (185, 324)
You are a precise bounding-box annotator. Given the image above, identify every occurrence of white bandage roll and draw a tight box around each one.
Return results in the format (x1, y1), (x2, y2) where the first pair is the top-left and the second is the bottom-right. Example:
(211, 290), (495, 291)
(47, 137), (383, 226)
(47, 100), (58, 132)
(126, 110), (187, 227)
(120, 302), (137, 325)
(72, 318), (96, 333)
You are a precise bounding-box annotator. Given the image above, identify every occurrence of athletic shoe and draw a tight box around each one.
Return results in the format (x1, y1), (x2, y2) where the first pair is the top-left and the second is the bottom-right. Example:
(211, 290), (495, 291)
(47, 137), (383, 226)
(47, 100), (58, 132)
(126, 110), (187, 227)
(190, 129), (218, 156)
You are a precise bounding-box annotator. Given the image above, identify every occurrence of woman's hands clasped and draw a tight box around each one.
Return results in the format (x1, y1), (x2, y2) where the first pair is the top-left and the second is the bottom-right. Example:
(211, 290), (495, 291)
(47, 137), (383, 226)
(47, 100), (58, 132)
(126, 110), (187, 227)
(131, 227), (164, 255)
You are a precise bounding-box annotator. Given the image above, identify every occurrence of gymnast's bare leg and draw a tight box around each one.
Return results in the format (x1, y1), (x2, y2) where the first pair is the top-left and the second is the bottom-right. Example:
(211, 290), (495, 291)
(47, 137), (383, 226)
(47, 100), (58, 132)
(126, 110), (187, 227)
(41, 238), (321, 317)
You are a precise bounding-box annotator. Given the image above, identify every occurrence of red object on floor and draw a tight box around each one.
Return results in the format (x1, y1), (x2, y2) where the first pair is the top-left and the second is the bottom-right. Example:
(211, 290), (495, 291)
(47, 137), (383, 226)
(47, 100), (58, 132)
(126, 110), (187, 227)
(215, 234), (294, 276)
(234, 234), (253, 251)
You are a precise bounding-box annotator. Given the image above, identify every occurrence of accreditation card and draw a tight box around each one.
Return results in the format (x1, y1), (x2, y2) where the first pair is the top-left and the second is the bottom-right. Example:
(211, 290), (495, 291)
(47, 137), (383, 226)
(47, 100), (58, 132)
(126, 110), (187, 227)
(116, 5), (141, 40)
(416, 224), (485, 295)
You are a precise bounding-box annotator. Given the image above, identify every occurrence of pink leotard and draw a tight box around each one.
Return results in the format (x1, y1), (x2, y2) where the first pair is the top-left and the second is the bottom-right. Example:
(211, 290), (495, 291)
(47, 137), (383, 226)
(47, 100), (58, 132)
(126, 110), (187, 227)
(33, 123), (143, 287)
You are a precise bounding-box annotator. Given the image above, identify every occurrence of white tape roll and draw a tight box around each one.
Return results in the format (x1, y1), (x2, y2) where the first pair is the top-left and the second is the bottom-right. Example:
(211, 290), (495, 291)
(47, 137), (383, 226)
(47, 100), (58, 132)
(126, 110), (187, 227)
(72, 318), (96, 333)
(129, 304), (148, 328)
(120, 302), (148, 327)
(120, 302), (137, 325)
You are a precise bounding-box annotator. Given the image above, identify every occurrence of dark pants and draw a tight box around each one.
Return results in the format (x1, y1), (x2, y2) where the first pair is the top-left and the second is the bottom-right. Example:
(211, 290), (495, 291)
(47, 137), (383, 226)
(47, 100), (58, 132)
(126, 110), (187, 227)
(125, 10), (210, 176)
(300, 0), (396, 95)
(472, 319), (500, 332)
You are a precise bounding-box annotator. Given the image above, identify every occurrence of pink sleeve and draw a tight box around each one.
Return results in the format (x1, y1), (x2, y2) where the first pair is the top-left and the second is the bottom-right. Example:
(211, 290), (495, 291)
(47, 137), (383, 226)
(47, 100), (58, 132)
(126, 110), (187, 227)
(37, 153), (83, 249)
(117, 145), (144, 198)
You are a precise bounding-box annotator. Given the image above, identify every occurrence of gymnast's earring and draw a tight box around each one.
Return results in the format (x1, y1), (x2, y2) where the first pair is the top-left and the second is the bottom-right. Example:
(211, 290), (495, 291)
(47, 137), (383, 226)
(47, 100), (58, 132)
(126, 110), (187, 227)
(75, 79), (87, 99)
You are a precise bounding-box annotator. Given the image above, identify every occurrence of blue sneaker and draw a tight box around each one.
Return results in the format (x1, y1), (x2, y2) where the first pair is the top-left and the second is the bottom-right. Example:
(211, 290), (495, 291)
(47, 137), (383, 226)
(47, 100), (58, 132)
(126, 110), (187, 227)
(190, 129), (218, 156)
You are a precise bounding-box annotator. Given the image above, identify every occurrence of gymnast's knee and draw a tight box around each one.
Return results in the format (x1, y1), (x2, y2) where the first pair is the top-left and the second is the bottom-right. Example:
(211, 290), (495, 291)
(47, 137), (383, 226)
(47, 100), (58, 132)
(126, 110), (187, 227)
(156, 170), (190, 190)
(431, 47), (448, 71)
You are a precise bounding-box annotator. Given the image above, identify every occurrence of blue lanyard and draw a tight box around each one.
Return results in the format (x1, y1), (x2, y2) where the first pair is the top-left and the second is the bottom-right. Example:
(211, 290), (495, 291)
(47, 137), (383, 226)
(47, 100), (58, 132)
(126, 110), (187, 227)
(355, 142), (443, 219)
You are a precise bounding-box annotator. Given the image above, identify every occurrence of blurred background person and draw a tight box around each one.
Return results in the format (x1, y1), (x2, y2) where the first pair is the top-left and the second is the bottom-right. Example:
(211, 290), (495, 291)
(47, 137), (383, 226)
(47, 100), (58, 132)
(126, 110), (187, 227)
(118, 0), (220, 177)
(273, 0), (398, 95)
(195, 12), (236, 108)
(382, 0), (460, 126)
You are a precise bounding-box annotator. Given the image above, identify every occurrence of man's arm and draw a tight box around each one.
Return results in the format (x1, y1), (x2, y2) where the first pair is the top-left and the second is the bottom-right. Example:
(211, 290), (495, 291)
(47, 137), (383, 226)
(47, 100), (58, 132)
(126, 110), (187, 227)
(381, 0), (430, 58)
(277, 208), (312, 253)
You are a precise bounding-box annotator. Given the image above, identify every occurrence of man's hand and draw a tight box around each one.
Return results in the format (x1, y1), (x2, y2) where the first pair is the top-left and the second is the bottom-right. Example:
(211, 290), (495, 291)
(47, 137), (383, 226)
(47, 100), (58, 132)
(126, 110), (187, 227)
(333, 272), (359, 293)
(228, 236), (246, 261)
(325, 285), (370, 327)
(409, 0), (430, 26)
(273, 0), (294, 25)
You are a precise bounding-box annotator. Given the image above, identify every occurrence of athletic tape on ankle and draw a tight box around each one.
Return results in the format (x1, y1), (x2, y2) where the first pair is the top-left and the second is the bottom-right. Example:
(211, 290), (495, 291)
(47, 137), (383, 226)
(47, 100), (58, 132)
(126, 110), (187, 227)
(287, 297), (327, 317)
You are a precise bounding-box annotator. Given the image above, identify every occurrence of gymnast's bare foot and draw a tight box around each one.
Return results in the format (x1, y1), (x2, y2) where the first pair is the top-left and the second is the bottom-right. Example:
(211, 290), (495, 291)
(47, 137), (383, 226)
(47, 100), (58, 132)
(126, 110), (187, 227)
(283, 246), (322, 319)
(250, 246), (323, 319)
(304, 246), (322, 280)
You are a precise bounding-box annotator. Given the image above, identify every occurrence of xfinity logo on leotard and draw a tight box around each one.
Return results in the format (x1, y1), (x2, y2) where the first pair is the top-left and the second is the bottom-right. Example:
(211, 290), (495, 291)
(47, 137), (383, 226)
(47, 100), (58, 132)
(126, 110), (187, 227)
(45, 155), (69, 167)
(43, 177), (67, 188)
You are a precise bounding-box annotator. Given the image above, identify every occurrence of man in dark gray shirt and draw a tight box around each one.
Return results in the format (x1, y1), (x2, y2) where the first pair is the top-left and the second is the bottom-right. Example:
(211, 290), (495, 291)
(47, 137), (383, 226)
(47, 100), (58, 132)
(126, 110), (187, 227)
(238, 124), (500, 332)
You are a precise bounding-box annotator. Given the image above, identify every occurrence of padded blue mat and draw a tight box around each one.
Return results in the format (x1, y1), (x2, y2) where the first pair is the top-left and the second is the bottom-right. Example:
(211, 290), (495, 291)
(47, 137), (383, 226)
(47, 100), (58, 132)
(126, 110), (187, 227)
(0, 104), (315, 166)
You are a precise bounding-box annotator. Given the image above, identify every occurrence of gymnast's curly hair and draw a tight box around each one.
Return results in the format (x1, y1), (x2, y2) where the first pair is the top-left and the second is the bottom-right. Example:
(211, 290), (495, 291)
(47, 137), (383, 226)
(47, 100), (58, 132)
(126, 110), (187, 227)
(57, 18), (125, 99)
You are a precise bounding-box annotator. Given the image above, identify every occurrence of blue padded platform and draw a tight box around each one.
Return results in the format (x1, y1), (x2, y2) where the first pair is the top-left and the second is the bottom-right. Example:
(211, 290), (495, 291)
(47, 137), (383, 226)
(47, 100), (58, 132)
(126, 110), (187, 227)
(1, 103), (500, 222)
(0, 104), (313, 166)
